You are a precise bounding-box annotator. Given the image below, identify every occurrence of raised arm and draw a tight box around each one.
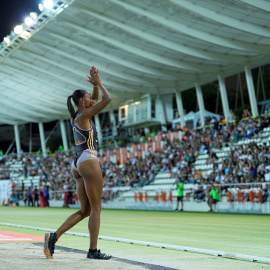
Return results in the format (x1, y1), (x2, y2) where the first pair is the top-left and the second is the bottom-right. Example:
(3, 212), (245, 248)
(84, 66), (112, 118)
(91, 85), (99, 105)
(88, 66), (99, 105)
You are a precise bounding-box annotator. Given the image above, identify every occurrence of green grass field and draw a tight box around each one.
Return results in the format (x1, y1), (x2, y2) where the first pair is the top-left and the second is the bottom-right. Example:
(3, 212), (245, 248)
(0, 207), (269, 260)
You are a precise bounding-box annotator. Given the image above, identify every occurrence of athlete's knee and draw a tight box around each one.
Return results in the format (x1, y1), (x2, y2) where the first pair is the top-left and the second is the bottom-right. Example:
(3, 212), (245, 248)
(90, 205), (101, 214)
(78, 208), (90, 219)
(81, 210), (90, 219)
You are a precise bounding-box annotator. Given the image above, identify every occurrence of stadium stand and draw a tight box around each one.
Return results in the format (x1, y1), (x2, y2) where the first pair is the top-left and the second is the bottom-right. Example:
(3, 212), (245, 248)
(1, 112), (269, 212)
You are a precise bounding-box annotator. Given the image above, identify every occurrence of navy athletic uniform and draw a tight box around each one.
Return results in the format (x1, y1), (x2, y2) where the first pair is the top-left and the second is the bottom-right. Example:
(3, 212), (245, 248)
(71, 121), (98, 170)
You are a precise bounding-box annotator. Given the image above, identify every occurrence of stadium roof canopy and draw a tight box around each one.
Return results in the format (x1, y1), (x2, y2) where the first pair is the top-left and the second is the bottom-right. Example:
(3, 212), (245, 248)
(0, 0), (269, 126)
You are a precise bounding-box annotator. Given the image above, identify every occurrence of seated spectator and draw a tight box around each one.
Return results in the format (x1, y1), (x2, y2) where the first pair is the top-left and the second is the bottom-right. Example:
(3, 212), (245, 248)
(264, 169), (270, 182)
(130, 175), (140, 187)
(242, 109), (251, 118)
(194, 169), (202, 181)
(6, 193), (19, 206)
(102, 184), (110, 201)
(194, 183), (205, 201)
(215, 172), (225, 184)
(144, 170), (155, 186)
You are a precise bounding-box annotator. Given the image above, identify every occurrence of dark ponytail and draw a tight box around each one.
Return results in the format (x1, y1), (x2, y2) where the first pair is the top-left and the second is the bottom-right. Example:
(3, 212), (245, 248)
(67, 90), (88, 121)
(67, 95), (76, 120)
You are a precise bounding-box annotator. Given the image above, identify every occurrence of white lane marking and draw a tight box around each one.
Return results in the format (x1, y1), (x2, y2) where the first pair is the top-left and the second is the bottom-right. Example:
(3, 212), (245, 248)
(1, 222), (270, 264)
(101, 223), (270, 241)
(100, 218), (270, 233)
(99, 229), (270, 250)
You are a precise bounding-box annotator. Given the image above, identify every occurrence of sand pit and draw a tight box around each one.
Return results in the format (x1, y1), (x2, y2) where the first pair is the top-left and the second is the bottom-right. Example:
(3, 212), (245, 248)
(0, 242), (178, 270)
(1, 241), (270, 270)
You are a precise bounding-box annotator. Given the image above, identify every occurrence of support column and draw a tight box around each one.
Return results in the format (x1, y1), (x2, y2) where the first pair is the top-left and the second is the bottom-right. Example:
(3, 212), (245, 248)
(14, 124), (21, 156)
(147, 95), (151, 119)
(218, 75), (230, 121)
(244, 65), (259, 117)
(60, 120), (68, 151)
(66, 120), (72, 148)
(109, 109), (117, 136)
(175, 90), (186, 128)
(94, 115), (102, 145)
(195, 83), (205, 127)
(157, 95), (167, 132)
(38, 122), (46, 157)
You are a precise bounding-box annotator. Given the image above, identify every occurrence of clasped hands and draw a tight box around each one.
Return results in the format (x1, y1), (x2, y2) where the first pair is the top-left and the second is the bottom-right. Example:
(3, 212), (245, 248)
(86, 66), (101, 86)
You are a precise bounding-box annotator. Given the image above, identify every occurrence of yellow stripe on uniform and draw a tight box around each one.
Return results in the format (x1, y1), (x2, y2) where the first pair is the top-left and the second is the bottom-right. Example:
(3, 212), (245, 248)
(87, 130), (91, 150)
(90, 129), (94, 149)
(88, 129), (94, 150)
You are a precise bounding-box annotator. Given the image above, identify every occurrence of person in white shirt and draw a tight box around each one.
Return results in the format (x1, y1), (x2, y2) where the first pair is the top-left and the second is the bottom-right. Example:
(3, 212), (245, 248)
(215, 172), (225, 183)
(264, 169), (270, 182)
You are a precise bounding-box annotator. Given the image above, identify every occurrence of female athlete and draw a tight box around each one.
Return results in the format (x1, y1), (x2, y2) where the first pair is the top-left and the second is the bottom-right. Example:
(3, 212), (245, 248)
(43, 66), (112, 260)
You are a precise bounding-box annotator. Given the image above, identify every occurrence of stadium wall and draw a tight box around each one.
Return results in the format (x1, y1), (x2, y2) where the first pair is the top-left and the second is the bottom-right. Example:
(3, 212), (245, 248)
(39, 197), (270, 214)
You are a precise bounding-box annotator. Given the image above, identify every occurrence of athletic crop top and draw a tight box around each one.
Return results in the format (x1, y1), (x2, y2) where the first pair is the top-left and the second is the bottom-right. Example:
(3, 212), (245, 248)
(72, 121), (98, 152)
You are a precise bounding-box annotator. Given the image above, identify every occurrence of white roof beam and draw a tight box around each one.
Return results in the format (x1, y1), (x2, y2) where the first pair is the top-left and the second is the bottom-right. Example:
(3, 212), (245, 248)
(0, 61), (70, 98)
(72, 3), (246, 65)
(0, 118), (19, 125)
(38, 31), (178, 79)
(0, 89), (62, 116)
(103, 82), (158, 95)
(31, 36), (190, 91)
(172, 0), (270, 38)
(35, 42), (199, 87)
(56, 18), (218, 72)
(8, 56), (82, 94)
(0, 72), (64, 115)
(0, 94), (51, 119)
(0, 105), (37, 122)
(0, 62), (67, 108)
(10, 51), (158, 97)
(105, 90), (138, 99)
(239, 0), (270, 12)
(11, 51), (158, 92)
(110, 0), (269, 54)
(19, 47), (156, 88)
(31, 39), (199, 82)
(0, 84), (60, 118)
(29, 41), (199, 83)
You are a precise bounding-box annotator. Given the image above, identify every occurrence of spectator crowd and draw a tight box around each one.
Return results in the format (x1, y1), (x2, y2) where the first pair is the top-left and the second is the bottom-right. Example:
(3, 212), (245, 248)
(0, 109), (269, 205)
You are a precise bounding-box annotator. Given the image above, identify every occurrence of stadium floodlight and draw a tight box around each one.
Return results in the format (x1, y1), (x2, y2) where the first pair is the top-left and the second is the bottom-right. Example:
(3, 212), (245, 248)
(3, 37), (11, 45)
(14, 25), (24, 35)
(38, 3), (44, 11)
(44, 0), (54, 9)
(0, 0), (70, 61)
(30, 12), (38, 19)
(25, 17), (34, 26)
(20, 31), (32, 39)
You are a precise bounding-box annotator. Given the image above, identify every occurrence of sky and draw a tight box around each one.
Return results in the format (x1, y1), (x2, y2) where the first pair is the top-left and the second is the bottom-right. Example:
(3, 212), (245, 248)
(0, 0), (40, 41)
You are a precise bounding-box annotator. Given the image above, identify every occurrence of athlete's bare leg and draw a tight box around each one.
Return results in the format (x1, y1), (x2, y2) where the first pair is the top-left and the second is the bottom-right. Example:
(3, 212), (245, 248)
(78, 159), (103, 250)
(55, 169), (91, 238)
